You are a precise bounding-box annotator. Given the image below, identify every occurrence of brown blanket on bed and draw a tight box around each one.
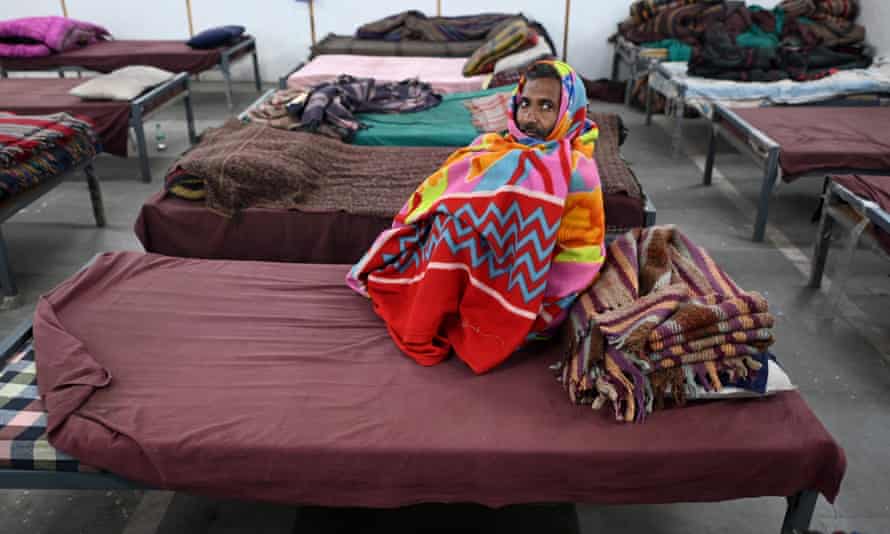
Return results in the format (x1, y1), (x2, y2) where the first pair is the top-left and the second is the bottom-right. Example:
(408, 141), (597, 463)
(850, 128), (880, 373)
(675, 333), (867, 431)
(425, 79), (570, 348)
(171, 120), (454, 217)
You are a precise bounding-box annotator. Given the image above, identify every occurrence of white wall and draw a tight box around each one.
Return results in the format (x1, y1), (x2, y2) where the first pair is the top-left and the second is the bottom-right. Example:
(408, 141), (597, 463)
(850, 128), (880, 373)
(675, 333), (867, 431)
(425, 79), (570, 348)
(191, 0), (311, 82)
(860, 0), (890, 57)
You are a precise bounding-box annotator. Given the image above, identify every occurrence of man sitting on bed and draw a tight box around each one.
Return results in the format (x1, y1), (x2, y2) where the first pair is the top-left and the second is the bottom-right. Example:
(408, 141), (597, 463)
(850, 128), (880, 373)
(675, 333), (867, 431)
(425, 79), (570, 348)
(347, 60), (606, 374)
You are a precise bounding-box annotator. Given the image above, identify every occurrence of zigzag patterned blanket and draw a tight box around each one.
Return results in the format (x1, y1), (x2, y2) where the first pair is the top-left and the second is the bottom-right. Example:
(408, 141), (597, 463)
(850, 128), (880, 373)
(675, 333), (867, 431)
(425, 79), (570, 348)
(557, 225), (776, 422)
(348, 60), (606, 374)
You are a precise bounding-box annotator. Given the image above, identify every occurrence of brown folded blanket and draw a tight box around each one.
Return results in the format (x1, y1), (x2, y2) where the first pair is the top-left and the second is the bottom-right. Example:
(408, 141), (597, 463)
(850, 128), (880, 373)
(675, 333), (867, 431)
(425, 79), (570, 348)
(168, 120), (455, 217)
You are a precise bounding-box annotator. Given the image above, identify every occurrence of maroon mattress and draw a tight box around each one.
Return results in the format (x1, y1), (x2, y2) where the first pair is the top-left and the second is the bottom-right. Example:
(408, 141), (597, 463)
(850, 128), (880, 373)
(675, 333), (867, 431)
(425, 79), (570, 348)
(832, 174), (890, 254)
(0, 78), (131, 157)
(730, 107), (890, 179)
(0, 38), (249, 74)
(34, 253), (845, 507)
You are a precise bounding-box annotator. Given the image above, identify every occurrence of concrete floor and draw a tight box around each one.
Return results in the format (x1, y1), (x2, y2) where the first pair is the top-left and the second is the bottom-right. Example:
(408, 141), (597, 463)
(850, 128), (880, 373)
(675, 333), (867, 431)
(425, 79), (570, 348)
(0, 81), (888, 533)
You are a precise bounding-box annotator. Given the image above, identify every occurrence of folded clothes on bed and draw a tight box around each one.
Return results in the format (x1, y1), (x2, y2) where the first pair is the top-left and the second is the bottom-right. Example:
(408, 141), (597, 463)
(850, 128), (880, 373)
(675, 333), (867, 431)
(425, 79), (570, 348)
(249, 76), (442, 141)
(558, 225), (778, 423)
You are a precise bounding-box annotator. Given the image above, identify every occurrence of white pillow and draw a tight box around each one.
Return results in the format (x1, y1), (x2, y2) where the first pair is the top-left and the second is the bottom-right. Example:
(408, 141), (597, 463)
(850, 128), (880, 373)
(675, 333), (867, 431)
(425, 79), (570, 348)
(69, 66), (175, 101)
(493, 39), (553, 75)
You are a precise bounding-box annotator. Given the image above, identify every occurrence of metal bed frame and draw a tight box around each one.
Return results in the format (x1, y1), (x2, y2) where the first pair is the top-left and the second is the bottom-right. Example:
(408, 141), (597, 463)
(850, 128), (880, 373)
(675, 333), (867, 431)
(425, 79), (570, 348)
(0, 315), (823, 533)
(127, 72), (198, 182)
(0, 37), (262, 112)
(644, 62), (691, 158)
(610, 36), (660, 107)
(809, 178), (890, 288)
(0, 161), (104, 309)
(702, 102), (888, 242)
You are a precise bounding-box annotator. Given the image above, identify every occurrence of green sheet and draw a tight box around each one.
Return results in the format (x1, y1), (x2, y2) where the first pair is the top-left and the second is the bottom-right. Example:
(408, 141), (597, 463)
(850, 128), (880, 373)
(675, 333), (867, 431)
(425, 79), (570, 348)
(352, 85), (515, 147)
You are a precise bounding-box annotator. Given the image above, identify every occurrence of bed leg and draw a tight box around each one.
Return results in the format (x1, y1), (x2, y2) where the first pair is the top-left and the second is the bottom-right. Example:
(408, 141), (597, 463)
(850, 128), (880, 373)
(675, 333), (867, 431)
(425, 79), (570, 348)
(671, 99), (684, 159)
(84, 164), (106, 228)
(610, 48), (620, 82)
(753, 147), (780, 242)
(703, 122), (718, 186)
(0, 227), (20, 310)
(645, 79), (653, 126)
(251, 48), (262, 93)
(809, 185), (835, 288)
(624, 59), (637, 107)
(57, 69), (65, 79)
(220, 55), (234, 112)
(183, 80), (198, 145)
(0, 66), (7, 79)
(781, 490), (817, 534)
(130, 106), (152, 183)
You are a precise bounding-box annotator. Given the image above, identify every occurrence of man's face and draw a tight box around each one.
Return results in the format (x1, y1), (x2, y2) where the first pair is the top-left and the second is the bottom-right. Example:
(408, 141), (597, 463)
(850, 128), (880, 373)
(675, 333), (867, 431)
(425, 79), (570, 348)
(516, 76), (561, 140)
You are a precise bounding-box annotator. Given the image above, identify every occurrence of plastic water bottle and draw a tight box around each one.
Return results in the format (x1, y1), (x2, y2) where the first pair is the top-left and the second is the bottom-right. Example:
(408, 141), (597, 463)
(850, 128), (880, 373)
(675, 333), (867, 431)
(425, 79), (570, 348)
(155, 123), (167, 151)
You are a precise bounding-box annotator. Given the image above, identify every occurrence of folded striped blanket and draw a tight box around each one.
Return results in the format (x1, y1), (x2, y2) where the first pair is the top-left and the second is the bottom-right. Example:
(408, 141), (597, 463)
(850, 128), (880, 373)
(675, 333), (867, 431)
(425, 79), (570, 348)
(0, 112), (95, 167)
(557, 225), (776, 422)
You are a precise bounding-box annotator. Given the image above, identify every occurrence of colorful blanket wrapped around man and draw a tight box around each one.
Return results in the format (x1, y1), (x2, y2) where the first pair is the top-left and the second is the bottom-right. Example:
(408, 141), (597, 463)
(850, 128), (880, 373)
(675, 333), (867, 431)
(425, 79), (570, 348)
(558, 225), (778, 423)
(348, 60), (606, 374)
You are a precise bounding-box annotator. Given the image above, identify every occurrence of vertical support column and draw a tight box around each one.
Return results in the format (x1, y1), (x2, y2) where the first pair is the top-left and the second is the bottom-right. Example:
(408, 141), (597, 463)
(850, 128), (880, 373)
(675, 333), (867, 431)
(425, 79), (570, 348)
(308, 0), (317, 47)
(562, 0), (571, 62)
(84, 163), (106, 228)
(753, 146), (781, 242)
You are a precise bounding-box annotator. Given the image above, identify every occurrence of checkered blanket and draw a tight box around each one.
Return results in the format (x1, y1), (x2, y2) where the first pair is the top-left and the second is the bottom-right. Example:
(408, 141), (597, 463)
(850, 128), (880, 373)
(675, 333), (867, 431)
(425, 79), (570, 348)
(0, 341), (87, 471)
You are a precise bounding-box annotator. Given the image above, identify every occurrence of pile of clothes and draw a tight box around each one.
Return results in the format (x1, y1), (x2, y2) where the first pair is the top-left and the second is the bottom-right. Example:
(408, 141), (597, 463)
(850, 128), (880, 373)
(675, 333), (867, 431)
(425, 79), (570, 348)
(0, 16), (108, 58)
(556, 226), (780, 423)
(247, 75), (442, 141)
(617, 0), (871, 82)
(356, 11), (522, 42)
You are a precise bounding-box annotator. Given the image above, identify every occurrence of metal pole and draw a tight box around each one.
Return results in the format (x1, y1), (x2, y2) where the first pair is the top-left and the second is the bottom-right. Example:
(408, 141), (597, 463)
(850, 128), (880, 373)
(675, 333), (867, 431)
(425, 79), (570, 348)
(437, 0), (442, 16)
(185, 0), (195, 36)
(60, 0), (68, 17)
(562, 0), (571, 62)
(308, 0), (317, 47)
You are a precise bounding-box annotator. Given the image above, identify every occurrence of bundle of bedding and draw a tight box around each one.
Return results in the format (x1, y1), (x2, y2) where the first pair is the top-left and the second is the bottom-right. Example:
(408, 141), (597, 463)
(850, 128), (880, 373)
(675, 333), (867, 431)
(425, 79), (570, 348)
(247, 75), (442, 141)
(0, 112), (99, 202)
(0, 16), (109, 58)
(357, 11), (522, 42)
(617, 0), (871, 82)
(165, 120), (454, 216)
(556, 225), (788, 423)
(462, 18), (554, 76)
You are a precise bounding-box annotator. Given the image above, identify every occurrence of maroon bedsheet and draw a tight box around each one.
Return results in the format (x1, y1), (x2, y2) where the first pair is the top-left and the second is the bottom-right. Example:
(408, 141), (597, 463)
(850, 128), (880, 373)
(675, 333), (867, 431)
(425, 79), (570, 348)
(134, 190), (645, 264)
(832, 174), (890, 254)
(34, 252), (845, 507)
(0, 38), (248, 74)
(0, 78), (130, 157)
(730, 107), (890, 179)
